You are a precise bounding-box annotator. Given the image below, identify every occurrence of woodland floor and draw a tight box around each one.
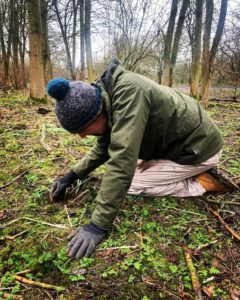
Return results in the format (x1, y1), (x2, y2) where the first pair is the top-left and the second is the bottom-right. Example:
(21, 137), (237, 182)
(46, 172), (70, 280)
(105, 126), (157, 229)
(0, 88), (240, 300)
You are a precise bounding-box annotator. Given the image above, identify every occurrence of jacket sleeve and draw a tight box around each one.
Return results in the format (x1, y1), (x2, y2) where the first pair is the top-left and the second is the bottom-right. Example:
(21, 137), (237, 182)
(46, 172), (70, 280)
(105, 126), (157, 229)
(72, 134), (110, 179)
(91, 82), (150, 229)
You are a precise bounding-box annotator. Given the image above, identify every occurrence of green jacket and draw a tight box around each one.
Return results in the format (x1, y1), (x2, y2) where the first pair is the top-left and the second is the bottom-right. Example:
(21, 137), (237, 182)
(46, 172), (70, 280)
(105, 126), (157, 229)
(72, 59), (223, 228)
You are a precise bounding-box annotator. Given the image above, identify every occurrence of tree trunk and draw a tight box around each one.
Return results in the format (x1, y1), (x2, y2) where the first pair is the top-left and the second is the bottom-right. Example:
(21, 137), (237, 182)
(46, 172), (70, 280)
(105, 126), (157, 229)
(53, 0), (75, 80)
(27, 0), (46, 100)
(41, 0), (53, 83)
(190, 0), (204, 99)
(80, 0), (85, 80)
(169, 0), (190, 87)
(162, 0), (178, 86)
(202, 0), (228, 108)
(19, 0), (28, 89)
(11, 0), (20, 89)
(85, 0), (95, 82)
(201, 0), (213, 105)
(0, 4), (8, 86)
(72, 0), (77, 80)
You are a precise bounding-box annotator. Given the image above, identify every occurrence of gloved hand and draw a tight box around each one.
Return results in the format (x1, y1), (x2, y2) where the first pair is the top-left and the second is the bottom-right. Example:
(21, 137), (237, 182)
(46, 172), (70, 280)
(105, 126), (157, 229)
(50, 170), (78, 201)
(67, 222), (108, 259)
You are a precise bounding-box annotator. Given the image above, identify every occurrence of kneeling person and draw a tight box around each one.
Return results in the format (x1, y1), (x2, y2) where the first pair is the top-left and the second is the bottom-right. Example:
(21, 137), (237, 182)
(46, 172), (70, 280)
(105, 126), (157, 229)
(47, 59), (237, 260)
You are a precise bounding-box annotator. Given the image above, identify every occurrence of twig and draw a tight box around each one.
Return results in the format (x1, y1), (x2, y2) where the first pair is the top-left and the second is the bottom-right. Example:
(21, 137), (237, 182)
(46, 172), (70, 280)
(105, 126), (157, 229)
(14, 275), (65, 291)
(69, 189), (89, 204)
(139, 219), (143, 245)
(1, 217), (69, 230)
(5, 229), (29, 240)
(15, 269), (32, 275)
(194, 240), (218, 253)
(97, 245), (138, 251)
(184, 247), (204, 300)
(207, 206), (240, 241)
(2, 292), (23, 300)
(157, 207), (204, 216)
(42, 288), (54, 300)
(205, 198), (240, 206)
(0, 168), (33, 190)
(40, 123), (51, 153)
(64, 205), (73, 228)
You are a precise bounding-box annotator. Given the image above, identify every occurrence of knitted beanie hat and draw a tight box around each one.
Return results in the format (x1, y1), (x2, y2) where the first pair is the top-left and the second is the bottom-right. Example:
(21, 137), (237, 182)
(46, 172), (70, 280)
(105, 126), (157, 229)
(47, 78), (102, 133)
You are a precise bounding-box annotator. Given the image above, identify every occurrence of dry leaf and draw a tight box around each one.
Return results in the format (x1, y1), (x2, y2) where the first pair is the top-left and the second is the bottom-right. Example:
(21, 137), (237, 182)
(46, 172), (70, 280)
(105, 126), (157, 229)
(212, 258), (219, 268)
(203, 285), (214, 298)
(230, 288), (240, 300)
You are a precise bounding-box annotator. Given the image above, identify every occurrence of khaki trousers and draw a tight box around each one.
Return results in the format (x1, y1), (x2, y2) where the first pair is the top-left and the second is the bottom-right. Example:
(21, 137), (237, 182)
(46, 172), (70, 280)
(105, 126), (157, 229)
(128, 151), (221, 197)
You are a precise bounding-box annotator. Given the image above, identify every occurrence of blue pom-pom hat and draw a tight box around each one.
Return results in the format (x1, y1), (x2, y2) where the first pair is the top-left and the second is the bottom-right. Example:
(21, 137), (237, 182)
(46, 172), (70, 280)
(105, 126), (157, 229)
(47, 78), (102, 133)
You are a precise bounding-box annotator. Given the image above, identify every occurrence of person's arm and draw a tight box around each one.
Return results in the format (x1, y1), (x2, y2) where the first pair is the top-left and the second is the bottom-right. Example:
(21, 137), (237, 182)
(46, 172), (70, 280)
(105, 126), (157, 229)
(67, 81), (150, 259)
(91, 82), (150, 228)
(72, 133), (110, 178)
(50, 134), (110, 201)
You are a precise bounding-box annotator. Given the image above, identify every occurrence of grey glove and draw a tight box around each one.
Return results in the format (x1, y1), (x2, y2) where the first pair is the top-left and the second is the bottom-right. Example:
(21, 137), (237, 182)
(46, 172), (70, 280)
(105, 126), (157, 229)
(67, 222), (108, 259)
(50, 170), (78, 201)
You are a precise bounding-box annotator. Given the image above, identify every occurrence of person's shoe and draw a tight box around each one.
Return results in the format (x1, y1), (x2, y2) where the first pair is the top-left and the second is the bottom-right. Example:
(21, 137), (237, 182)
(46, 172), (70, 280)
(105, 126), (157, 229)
(207, 167), (239, 191)
(195, 167), (239, 192)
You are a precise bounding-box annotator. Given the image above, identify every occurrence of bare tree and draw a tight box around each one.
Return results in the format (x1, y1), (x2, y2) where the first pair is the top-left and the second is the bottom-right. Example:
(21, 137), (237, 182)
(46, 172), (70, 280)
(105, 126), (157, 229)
(169, 0), (190, 86)
(52, 0), (78, 80)
(85, 0), (94, 82)
(201, 0), (213, 104)
(162, 0), (178, 85)
(95, 0), (166, 72)
(27, 0), (46, 100)
(0, 0), (12, 86)
(216, 12), (240, 98)
(41, 0), (53, 83)
(79, 0), (85, 79)
(190, 0), (204, 98)
(201, 0), (228, 108)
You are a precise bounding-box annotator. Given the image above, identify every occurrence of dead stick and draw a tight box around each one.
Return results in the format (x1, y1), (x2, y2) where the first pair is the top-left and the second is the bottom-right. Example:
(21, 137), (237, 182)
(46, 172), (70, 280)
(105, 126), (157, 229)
(15, 269), (32, 275)
(184, 247), (204, 300)
(64, 205), (73, 228)
(2, 292), (23, 300)
(207, 206), (240, 241)
(1, 217), (68, 229)
(97, 245), (138, 251)
(14, 275), (65, 291)
(40, 123), (51, 152)
(70, 189), (89, 204)
(205, 199), (240, 206)
(6, 229), (29, 240)
(0, 168), (33, 190)
(195, 239), (218, 252)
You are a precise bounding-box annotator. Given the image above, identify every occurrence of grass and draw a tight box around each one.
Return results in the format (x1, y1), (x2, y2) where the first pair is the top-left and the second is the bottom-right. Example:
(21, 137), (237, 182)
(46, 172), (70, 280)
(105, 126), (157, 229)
(0, 90), (239, 299)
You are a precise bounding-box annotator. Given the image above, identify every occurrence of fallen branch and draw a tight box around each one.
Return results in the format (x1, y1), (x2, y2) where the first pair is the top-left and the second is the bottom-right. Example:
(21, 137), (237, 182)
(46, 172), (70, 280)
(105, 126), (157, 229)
(14, 269), (32, 275)
(40, 123), (51, 153)
(64, 205), (73, 228)
(0, 168), (33, 190)
(205, 198), (240, 206)
(194, 240), (218, 254)
(14, 275), (65, 291)
(2, 292), (23, 300)
(97, 245), (138, 251)
(69, 189), (89, 204)
(5, 229), (29, 240)
(184, 247), (204, 300)
(207, 206), (240, 241)
(1, 217), (69, 230)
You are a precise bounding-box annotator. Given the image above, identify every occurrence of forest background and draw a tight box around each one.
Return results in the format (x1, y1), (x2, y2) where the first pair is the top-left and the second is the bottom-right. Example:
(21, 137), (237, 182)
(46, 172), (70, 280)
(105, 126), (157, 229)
(0, 0), (240, 300)
(0, 0), (239, 106)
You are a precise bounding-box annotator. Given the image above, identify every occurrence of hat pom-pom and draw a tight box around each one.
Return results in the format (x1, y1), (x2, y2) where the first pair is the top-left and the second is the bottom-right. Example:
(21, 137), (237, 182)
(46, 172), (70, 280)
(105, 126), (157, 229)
(47, 78), (70, 100)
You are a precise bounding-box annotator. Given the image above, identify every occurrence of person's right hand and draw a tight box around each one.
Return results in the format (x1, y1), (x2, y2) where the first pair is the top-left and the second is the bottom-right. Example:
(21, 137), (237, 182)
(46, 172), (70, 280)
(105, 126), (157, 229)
(50, 170), (78, 201)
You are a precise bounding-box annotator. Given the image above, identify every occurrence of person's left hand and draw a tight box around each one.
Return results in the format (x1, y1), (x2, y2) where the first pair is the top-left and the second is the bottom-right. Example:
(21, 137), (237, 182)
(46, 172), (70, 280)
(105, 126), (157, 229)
(67, 222), (108, 259)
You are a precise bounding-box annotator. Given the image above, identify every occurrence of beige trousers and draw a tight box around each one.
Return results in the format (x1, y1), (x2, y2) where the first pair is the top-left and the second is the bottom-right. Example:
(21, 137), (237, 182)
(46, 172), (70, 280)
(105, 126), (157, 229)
(128, 151), (221, 197)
